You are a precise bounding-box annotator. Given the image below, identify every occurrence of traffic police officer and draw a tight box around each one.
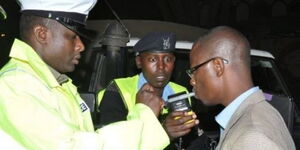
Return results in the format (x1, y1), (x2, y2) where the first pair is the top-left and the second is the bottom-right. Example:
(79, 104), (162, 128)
(0, 0), (169, 149)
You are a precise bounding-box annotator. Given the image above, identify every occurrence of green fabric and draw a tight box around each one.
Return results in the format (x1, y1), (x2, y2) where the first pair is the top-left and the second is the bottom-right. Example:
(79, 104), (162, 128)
(0, 39), (169, 150)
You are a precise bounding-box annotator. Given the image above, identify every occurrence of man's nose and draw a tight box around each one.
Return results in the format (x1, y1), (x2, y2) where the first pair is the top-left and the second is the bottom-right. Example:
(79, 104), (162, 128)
(75, 36), (85, 52)
(189, 77), (196, 86)
(157, 59), (165, 70)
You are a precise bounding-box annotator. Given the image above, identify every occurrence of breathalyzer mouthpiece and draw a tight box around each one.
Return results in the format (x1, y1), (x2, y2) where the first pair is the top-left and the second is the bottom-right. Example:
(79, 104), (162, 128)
(167, 92), (195, 103)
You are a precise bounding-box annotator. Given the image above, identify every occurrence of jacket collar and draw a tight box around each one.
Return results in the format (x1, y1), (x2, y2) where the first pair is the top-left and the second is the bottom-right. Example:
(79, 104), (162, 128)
(216, 90), (266, 149)
(9, 39), (69, 87)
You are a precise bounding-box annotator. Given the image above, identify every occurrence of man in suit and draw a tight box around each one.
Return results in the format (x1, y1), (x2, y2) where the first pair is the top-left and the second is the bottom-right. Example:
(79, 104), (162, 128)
(187, 26), (296, 150)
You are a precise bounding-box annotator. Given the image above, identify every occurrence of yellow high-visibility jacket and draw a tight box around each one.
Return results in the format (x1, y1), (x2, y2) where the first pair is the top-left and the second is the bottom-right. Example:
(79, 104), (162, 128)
(0, 129), (25, 150)
(0, 39), (169, 150)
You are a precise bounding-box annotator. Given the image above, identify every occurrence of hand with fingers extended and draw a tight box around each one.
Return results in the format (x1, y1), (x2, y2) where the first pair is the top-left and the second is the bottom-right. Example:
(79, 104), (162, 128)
(163, 111), (199, 140)
(136, 83), (164, 117)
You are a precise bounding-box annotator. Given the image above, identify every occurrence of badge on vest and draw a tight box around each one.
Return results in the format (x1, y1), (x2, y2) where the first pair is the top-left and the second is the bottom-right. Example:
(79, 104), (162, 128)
(79, 102), (89, 112)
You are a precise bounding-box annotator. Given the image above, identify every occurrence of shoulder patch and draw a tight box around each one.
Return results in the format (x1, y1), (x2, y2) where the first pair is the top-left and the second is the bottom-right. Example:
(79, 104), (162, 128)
(79, 102), (89, 112)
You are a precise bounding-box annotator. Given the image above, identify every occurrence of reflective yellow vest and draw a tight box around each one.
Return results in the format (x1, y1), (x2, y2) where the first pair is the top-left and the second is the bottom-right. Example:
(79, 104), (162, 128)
(0, 129), (25, 150)
(98, 75), (189, 115)
(0, 39), (169, 150)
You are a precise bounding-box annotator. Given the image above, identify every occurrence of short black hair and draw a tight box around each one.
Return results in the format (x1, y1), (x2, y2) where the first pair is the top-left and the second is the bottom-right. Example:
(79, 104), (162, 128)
(19, 14), (56, 42)
(194, 26), (251, 68)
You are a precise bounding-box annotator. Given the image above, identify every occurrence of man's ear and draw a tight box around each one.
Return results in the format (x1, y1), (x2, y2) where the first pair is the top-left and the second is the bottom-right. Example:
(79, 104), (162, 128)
(213, 58), (225, 77)
(135, 56), (142, 69)
(33, 25), (49, 44)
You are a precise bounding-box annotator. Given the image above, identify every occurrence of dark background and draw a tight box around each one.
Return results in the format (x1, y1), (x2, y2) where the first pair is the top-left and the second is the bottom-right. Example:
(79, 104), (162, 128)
(2, 0), (300, 52)
(1, 0), (300, 102)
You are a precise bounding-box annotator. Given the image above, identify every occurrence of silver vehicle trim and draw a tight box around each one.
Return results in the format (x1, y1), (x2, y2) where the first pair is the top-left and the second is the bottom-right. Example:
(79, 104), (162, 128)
(126, 38), (275, 59)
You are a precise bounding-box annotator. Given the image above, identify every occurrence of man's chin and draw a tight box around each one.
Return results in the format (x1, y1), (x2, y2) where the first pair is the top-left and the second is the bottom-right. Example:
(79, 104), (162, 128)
(60, 66), (75, 73)
(201, 100), (218, 106)
(194, 96), (214, 106)
(152, 82), (167, 89)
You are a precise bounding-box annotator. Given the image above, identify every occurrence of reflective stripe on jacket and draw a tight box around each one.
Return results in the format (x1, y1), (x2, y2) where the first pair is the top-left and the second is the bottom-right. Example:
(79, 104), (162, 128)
(0, 39), (169, 150)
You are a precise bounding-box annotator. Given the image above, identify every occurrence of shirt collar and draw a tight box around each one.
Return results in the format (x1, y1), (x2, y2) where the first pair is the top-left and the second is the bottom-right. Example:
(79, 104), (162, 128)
(137, 73), (174, 101)
(47, 66), (69, 85)
(215, 86), (259, 132)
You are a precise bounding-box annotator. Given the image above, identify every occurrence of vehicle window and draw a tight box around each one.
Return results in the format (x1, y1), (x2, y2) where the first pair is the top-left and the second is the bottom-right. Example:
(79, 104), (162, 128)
(125, 47), (139, 77)
(251, 57), (287, 96)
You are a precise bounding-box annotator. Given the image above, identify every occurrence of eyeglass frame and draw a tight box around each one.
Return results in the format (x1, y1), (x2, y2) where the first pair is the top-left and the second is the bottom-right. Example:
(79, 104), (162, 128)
(186, 57), (229, 78)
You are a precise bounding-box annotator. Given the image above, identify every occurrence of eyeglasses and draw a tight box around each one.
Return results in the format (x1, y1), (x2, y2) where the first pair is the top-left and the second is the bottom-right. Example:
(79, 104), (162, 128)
(186, 57), (229, 78)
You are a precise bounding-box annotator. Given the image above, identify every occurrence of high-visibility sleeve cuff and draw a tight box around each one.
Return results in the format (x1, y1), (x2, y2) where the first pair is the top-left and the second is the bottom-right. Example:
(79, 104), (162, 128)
(127, 103), (170, 150)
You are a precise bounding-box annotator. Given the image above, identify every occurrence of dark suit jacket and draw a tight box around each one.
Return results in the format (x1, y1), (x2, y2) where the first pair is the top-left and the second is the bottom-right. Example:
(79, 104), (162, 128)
(216, 90), (295, 150)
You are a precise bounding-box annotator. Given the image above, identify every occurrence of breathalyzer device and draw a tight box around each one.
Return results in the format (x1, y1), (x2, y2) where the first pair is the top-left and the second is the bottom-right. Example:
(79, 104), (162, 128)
(166, 91), (195, 123)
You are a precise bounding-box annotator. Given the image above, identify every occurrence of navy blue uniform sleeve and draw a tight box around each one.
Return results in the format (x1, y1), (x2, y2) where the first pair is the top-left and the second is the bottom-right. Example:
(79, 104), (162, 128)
(98, 82), (128, 126)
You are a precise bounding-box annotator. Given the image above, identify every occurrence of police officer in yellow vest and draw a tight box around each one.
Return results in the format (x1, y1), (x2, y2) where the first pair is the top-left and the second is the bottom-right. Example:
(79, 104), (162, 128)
(0, 0), (170, 149)
(98, 32), (202, 149)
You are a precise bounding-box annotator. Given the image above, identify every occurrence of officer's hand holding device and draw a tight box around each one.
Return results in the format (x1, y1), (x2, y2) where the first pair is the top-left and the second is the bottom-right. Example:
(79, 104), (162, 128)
(163, 91), (198, 140)
(166, 91), (195, 123)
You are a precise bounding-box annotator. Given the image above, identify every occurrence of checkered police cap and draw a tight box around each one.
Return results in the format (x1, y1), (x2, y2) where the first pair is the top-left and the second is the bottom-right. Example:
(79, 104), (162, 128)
(18, 0), (98, 41)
